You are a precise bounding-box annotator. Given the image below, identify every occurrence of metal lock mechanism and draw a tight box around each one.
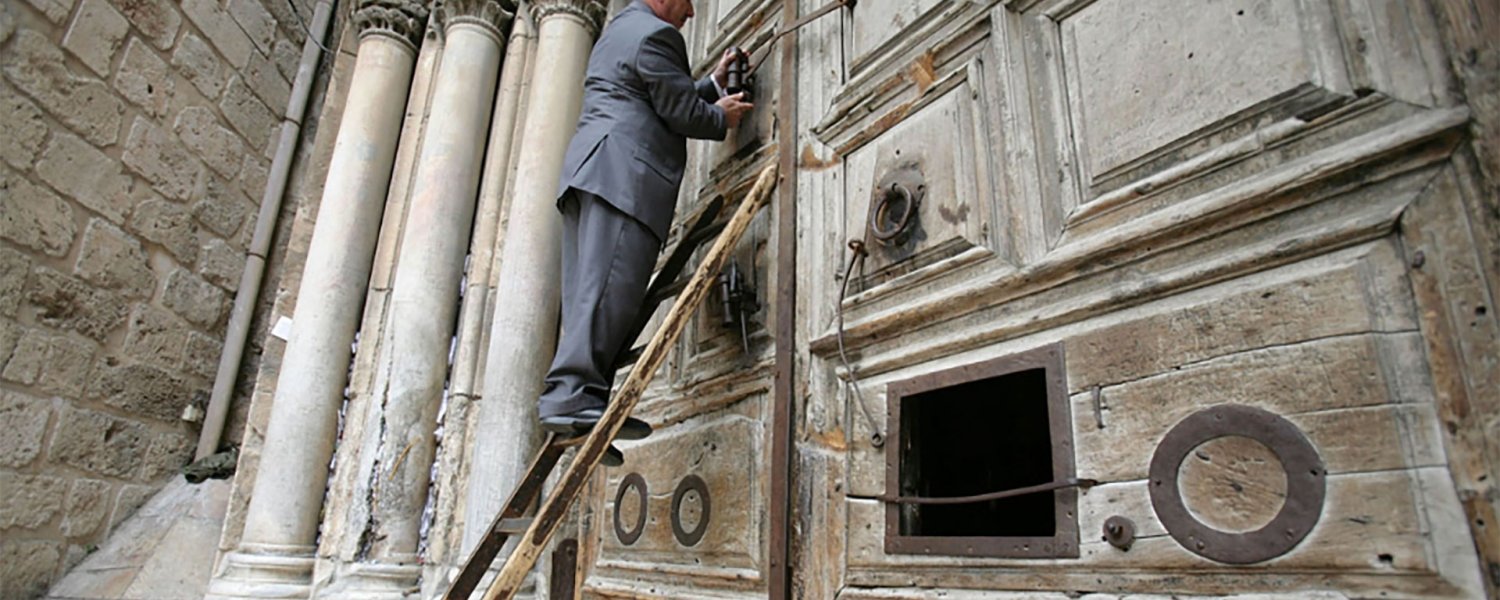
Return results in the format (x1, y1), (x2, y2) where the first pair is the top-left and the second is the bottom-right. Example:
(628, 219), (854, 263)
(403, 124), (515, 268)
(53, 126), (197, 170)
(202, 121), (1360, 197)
(725, 46), (753, 102)
(719, 260), (759, 354)
(866, 162), (926, 249)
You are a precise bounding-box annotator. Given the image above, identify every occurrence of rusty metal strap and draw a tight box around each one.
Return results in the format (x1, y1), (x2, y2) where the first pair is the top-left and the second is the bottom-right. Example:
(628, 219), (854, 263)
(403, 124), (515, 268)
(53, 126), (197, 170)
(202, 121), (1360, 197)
(880, 478), (1097, 506)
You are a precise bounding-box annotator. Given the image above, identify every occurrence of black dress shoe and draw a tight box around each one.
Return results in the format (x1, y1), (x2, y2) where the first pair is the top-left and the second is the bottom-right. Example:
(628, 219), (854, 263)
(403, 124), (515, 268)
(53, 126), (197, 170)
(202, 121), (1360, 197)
(601, 445), (624, 467)
(539, 408), (653, 441)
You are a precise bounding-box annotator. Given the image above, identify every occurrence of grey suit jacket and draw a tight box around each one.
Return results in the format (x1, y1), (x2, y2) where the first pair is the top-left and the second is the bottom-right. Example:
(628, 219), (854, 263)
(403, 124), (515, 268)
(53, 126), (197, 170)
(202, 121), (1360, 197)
(557, 0), (727, 242)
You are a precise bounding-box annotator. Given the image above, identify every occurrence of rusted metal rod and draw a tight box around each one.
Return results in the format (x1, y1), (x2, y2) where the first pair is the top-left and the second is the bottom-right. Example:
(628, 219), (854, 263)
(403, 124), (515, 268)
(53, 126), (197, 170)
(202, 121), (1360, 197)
(881, 477), (1097, 506)
(747, 0), (854, 72)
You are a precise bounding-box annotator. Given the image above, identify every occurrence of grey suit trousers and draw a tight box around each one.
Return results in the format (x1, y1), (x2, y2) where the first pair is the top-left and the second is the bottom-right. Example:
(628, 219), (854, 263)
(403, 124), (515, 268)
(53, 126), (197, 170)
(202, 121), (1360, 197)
(538, 188), (662, 419)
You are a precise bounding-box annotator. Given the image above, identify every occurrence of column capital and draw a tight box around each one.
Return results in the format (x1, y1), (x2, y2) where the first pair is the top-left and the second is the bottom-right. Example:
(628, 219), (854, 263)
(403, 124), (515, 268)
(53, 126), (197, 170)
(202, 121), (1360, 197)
(529, 0), (606, 38)
(354, 0), (431, 51)
(440, 0), (515, 40)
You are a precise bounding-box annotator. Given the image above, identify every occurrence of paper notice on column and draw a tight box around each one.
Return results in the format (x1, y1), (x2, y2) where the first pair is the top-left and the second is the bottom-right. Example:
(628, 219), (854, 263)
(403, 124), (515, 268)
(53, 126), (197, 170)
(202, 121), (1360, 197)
(271, 316), (294, 341)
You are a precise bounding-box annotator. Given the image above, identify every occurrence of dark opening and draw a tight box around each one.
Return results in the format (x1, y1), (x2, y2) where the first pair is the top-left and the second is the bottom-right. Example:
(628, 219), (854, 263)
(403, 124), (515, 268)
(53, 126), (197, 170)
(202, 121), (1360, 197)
(899, 368), (1056, 537)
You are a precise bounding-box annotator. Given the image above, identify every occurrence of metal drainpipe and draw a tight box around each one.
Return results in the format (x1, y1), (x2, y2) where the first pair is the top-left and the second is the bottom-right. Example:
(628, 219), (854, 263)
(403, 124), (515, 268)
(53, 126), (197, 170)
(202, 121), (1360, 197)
(195, 0), (338, 461)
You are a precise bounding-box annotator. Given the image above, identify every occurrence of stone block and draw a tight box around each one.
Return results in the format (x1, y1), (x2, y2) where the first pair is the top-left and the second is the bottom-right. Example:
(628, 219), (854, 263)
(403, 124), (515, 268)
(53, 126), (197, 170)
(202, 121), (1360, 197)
(244, 45), (290, 112)
(0, 318), (18, 370)
(63, 0), (131, 77)
(181, 0), (254, 69)
(115, 38), (175, 118)
(229, 0), (277, 54)
(61, 543), (89, 580)
(237, 153), (269, 203)
(195, 178), (250, 238)
(123, 117), (205, 202)
(220, 76), (278, 151)
(0, 472), (68, 528)
(0, 539), (62, 600)
(89, 360), (195, 422)
(122, 304), (188, 370)
(51, 405), (148, 478)
(116, 0), (182, 50)
(2, 328), (47, 385)
(38, 332), (97, 397)
(24, 0), (71, 24)
(183, 330), (220, 379)
(2, 30), (126, 146)
(198, 237), (244, 291)
(0, 390), (50, 468)
(0, 1), (14, 44)
(27, 267), (131, 341)
(129, 197), (200, 264)
(163, 268), (227, 328)
(112, 484), (154, 530)
(273, 37), (299, 82)
(62, 478), (112, 537)
(173, 33), (228, 99)
(0, 168), (77, 257)
(143, 430), (195, 480)
(0, 80), (48, 169)
(0, 246), (30, 317)
(36, 131), (134, 225)
(125, 513), (221, 599)
(74, 219), (156, 298)
(175, 105), (248, 178)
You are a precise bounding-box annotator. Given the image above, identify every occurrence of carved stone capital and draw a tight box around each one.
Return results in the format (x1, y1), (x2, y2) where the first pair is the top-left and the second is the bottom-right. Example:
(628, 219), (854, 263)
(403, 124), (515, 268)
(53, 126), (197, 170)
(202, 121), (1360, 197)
(439, 0), (515, 40)
(529, 0), (606, 38)
(354, 0), (431, 51)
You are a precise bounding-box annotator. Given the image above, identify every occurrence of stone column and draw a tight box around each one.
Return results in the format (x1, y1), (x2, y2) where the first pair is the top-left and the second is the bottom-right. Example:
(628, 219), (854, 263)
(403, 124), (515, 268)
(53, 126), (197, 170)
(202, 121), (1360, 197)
(206, 1), (429, 598)
(366, 0), (514, 565)
(427, 5), (535, 571)
(465, 0), (606, 551)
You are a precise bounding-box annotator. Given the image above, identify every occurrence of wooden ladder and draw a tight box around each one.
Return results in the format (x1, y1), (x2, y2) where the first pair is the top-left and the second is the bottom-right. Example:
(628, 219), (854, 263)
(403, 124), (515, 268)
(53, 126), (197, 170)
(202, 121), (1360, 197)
(443, 162), (779, 600)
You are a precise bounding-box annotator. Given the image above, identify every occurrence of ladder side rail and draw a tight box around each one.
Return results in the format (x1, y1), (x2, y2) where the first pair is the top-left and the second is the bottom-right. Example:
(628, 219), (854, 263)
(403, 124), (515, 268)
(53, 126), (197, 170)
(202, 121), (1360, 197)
(481, 163), (779, 600)
(444, 437), (569, 599)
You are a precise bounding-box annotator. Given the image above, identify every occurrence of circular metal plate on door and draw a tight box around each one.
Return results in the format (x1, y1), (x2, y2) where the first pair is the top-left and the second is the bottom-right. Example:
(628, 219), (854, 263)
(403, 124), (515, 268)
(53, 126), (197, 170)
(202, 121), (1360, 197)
(671, 474), (712, 547)
(1148, 404), (1325, 564)
(614, 472), (647, 546)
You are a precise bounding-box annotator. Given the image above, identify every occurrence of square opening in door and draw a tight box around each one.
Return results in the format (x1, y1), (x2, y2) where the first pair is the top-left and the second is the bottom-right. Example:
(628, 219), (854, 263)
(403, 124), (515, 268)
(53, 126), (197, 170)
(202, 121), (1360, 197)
(900, 367), (1055, 537)
(884, 343), (1079, 558)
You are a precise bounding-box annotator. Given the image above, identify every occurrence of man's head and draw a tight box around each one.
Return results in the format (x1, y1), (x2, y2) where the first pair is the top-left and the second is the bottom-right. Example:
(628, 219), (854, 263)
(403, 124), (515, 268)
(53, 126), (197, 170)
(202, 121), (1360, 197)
(644, 0), (694, 29)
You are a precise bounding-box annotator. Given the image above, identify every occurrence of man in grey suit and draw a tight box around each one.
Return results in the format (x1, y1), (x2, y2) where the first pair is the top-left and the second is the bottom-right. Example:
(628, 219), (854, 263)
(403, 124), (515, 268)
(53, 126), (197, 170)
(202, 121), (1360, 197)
(538, 0), (753, 461)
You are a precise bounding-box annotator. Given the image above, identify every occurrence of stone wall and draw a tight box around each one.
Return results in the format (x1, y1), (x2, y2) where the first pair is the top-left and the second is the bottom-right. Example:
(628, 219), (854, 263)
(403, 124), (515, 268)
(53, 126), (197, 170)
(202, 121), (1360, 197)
(0, 0), (313, 595)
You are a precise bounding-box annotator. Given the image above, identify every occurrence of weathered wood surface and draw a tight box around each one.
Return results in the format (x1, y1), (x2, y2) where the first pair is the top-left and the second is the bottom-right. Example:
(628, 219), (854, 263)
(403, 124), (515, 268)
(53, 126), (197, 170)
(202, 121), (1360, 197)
(846, 470), (1463, 590)
(842, 240), (1426, 496)
(1401, 163), (1500, 597)
(1060, 0), (1352, 181)
(851, 461), (1437, 572)
(840, 86), (989, 284)
(1175, 435), (1289, 534)
(481, 163), (779, 600)
(810, 116), (1464, 372)
(596, 416), (762, 573)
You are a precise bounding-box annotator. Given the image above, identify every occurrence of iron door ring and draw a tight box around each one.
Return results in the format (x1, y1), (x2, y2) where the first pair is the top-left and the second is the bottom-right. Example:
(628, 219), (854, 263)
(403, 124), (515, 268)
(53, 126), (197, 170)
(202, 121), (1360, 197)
(614, 472), (648, 546)
(1148, 404), (1325, 564)
(671, 474), (712, 547)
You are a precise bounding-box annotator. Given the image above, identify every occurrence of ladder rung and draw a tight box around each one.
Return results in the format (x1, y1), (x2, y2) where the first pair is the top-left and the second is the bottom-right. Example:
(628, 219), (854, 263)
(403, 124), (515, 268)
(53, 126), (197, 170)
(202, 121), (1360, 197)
(644, 277), (690, 306)
(496, 518), (532, 534)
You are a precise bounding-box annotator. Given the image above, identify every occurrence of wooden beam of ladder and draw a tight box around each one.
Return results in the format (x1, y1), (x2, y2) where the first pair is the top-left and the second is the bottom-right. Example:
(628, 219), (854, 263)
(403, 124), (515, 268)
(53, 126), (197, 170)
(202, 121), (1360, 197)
(477, 162), (779, 600)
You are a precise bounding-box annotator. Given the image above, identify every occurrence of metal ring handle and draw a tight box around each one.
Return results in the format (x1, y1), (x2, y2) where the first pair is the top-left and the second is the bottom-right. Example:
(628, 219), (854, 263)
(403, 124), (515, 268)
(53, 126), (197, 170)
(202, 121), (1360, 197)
(869, 183), (917, 244)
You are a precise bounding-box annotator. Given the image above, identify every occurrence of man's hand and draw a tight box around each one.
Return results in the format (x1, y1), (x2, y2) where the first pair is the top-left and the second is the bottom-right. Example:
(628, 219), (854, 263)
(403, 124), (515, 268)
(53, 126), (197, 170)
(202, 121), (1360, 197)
(716, 92), (754, 129)
(712, 47), (740, 89)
